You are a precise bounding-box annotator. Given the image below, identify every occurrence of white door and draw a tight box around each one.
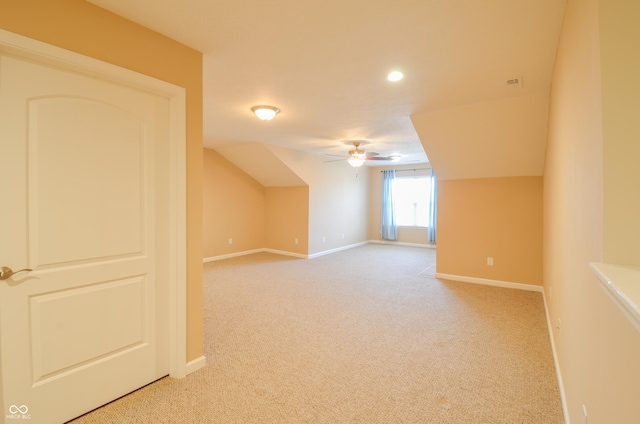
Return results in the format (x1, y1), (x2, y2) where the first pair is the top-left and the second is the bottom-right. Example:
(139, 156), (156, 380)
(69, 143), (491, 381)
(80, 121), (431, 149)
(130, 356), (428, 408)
(0, 50), (170, 424)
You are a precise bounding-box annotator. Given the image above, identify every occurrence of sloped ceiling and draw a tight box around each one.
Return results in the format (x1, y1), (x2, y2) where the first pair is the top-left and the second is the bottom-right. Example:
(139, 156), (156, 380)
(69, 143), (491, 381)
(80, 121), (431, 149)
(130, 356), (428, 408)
(215, 143), (307, 187)
(87, 0), (567, 180)
(411, 94), (550, 180)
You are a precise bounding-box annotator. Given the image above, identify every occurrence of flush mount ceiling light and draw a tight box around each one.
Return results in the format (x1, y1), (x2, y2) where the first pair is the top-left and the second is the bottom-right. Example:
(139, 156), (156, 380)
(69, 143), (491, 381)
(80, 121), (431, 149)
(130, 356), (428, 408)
(387, 71), (403, 82)
(251, 105), (280, 121)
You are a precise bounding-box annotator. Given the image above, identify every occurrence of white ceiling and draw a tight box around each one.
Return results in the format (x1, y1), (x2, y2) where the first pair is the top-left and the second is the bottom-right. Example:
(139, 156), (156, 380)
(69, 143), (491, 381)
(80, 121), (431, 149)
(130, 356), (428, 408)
(87, 0), (566, 176)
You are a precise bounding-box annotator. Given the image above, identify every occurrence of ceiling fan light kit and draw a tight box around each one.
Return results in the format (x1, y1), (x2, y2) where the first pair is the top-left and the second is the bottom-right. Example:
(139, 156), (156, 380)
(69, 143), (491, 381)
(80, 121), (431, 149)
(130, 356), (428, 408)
(251, 105), (280, 121)
(324, 140), (400, 169)
(343, 140), (396, 167)
(347, 156), (366, 168)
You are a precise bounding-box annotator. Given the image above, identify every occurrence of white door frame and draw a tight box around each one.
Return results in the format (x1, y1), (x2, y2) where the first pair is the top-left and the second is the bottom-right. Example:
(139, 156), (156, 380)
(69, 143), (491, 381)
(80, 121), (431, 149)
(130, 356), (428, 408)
(0, 28), (188, 384)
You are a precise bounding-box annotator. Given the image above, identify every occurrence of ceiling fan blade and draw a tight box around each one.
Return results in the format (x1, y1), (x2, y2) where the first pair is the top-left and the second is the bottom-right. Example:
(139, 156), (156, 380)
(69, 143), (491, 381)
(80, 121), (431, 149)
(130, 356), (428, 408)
(366, 156), (394, 161)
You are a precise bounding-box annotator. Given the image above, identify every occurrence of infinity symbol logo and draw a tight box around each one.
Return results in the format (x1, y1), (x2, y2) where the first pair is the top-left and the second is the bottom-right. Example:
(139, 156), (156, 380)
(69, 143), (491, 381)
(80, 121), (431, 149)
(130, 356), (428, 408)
(9, 405), (28, 414)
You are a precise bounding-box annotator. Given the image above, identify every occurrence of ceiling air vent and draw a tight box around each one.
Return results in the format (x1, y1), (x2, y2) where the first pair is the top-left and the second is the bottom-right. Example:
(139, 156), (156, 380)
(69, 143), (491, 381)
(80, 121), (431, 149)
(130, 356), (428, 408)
(505, 77), (522, 89)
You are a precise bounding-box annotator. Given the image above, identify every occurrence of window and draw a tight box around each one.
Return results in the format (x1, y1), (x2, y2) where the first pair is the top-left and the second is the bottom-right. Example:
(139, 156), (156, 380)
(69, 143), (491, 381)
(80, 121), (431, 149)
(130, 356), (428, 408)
(392, 176), (432, 227)
(380, 168), (437, 243)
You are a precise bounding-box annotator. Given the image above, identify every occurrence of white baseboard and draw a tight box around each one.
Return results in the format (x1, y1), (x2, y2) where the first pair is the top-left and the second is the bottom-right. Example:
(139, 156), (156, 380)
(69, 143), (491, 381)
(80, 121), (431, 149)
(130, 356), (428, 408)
(541, 291), (570, 423)
(307, 242), (368, 259)
(203, 249), (264, 263)
(203, 248), (307, 262)
(434, 273), (543, 292)
(186, 355), (207, 375)
(368, 239), (436, 249)
(263, 248), (308, 259)
(204, 241), (434, 263)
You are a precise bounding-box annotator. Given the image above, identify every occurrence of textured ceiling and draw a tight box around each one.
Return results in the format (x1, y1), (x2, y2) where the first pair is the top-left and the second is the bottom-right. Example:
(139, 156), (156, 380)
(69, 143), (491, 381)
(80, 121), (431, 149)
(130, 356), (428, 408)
(87, 0), (566, 176)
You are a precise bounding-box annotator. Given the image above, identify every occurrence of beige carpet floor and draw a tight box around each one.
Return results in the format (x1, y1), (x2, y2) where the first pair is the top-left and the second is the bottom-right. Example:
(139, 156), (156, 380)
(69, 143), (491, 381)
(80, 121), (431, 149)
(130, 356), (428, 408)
(70, 244), (564, 423)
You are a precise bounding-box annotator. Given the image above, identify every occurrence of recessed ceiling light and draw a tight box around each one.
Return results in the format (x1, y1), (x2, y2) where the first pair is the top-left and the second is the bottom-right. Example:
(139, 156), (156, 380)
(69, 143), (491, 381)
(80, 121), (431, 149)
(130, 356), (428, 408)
(387, 71), (403, 82)
(251, 105), (280, 121)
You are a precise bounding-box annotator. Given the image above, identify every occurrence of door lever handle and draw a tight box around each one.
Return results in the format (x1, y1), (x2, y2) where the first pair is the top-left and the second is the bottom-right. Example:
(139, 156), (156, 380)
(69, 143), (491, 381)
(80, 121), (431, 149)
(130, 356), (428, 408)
(0, 266), (32, 280)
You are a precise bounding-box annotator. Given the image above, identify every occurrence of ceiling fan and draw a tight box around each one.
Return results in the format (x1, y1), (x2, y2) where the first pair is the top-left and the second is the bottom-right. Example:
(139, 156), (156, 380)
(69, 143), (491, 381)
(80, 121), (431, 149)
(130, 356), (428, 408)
(328, 140), (399, 168)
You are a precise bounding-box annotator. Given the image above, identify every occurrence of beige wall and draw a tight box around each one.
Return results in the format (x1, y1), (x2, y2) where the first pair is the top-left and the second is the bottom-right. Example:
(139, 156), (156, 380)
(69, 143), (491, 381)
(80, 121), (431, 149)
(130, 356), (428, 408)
(437, 177), (542, 286)
(204, 146), (357, 258)
(367, 164), (432, 245)
(203, 148), (310, 257)
(307, 165), (369, 254)
(600, 0), (640, 266)
(544, 0), (640, 422)
(265, 146), (370, 255)
(0, 0), (204, 361)
(265, 187), (309, 255)
(203, 149), (265, 258)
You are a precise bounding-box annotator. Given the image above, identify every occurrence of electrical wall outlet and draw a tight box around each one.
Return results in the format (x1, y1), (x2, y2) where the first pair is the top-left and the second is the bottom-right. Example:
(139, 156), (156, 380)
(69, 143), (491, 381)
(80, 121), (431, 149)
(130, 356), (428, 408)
(322, 237), (326, 243)
(228, 238), (233, 244)
(294, 238), (298, 245)
(487, 257), (494, 266)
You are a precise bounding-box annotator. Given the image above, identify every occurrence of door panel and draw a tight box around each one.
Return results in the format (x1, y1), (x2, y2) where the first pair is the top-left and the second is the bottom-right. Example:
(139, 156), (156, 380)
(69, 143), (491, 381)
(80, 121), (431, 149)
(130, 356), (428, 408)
(0, 52), (169, 424)
(30, 276), (146, 383)
(29, 97), (145, 265)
